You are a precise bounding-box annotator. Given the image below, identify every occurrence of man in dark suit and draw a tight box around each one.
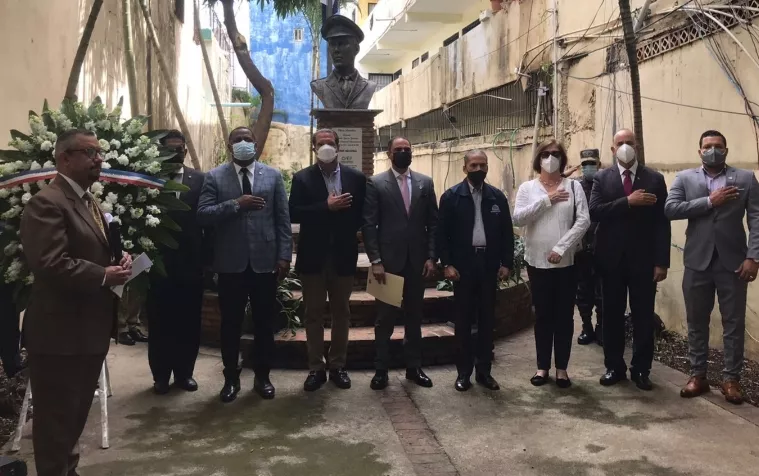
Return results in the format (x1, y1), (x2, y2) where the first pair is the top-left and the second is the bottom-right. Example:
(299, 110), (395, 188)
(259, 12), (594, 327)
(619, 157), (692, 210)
(363, 137), (439, 390)
(0, 234), (23, 377)
(437, 150), (513, 391)
(198, 126), (292, 402)
(289, 129), (366, 391)
(147, 130), (210, 395)
(20, 129), (131, 476)
(590, 129), (671, 391)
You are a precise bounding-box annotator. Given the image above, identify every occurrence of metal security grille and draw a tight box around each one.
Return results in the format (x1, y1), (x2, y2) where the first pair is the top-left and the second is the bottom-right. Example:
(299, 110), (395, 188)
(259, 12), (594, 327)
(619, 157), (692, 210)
(376, 73), (553, 150)
(635, 0), (759, 63)
(369, 73), (395, 91)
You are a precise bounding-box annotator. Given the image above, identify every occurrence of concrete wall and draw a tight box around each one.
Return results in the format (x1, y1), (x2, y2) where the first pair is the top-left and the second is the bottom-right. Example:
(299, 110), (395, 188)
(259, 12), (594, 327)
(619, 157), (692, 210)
(0, 0), (231, 172)
(248, 2), (327, 126)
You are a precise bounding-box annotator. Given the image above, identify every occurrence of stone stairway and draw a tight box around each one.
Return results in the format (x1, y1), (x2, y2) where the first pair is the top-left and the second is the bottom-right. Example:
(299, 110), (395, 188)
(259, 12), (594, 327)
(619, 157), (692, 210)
(200, 224), (535, 370)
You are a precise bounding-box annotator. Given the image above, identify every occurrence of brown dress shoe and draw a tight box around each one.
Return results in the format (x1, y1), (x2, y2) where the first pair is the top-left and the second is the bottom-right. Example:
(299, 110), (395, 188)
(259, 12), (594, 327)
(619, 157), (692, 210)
(680, 376), (710, 398)
(720, 380), (744, 405)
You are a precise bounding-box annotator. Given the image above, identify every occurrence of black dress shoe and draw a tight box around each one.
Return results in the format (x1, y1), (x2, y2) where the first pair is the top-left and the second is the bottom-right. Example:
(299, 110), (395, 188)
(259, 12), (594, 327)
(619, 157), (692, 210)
(455, 375), (472, 392)
(631, 372), (653, 391)
(475, 373), (500, 390)
(405, 368), (433, 388)
(600, 369), (627, 386)
(577, 329), (596, 345)
(329, 368), (351, 389)
(304, 370), (327, 392)
(153, 381), (170, 395)
(556, 377), (572, 389)
(118, 332), (135, 346)
(530, 373), (549, 387)
(220, 379), (241, 403)
(370, 370), (389, 390)
(174, 377), (198, 392)
(129, 329), (149, 343)
(254, 377), (276, 399)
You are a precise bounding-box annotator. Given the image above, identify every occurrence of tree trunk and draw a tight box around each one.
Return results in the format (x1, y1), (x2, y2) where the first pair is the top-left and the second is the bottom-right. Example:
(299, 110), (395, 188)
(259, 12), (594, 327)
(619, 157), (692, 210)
(219, 0), (274, 155)
(618, 0), (645, 164)
(136, 0), (201, 170)
(194, 0), (229, 141)
(65, 0), (105, 100)
(122, 0), (140, 115)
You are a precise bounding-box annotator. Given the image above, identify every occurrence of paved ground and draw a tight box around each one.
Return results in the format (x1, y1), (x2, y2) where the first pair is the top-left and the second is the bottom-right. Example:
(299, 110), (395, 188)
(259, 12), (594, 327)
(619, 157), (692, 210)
(4, 325), (759, 476)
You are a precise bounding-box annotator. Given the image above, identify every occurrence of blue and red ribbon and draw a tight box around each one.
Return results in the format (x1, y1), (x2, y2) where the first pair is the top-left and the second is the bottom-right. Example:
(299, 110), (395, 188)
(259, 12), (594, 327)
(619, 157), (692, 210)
(0, 168), (166, 190)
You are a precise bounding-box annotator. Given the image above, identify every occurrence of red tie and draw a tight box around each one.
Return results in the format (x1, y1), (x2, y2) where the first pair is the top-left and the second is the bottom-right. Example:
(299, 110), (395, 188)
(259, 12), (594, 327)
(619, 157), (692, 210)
(623, 170), (633, 196)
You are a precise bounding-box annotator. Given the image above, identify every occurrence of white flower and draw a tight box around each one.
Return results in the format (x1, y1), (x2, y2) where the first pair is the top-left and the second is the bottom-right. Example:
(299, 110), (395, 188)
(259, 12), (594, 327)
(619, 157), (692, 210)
(145, 162), (161, 174)
(1, 206), (22, 220)
(98, 139), (110, 152)
(138, 236), (155, 251)
(126, 147), (141, 158)
(146, 205), (161, 215)
(100, 202), (113, 214)
(127, 226), (137, 236)
(37, 180), (48, 189)
(144, 146), (160, 159)
(121, 133), (132, 144)
(117, 155), (130, 166)
(147, 188), (160, 198)
(84, 121), (96, 131)
(123, 194), (134, 205)
(90, 182), (103, 194)
(10, 185), (21, 193)
(43, 160), (55, 168)
(40, 141), (53, 152)
(29, 115), (47, 135)
(129, 161), (144, 171)
(136, 193), (147, 203)
(29, 161), (41, 171)
(23, 274), (34, 285)
(110, 216), (122, 225)
(97, 120), (111, 131)
(137, 136), (150, 146)
(21, 192), (32, 205)
(112, 121), (123, 133)
(8, 197), (20, 206)
(127, 121), (143, 135)
(110, 139), (121, 150)
(22, 183), (31, 192)
(0, 189), (9, 199)
(130, 207), (144, 219)
(3, 242), (20, 256)
(145, 215), (160, 227)
(105, 151), (119, 161)
(10, 139), (34, 154)
(123, 240), (134, 250)
(105, 192), (119, 204)
(114, 204), (126, 215)
(4, 258), (23, 283)
(100, 162), (111, 169)
(46, 132), (57, 142)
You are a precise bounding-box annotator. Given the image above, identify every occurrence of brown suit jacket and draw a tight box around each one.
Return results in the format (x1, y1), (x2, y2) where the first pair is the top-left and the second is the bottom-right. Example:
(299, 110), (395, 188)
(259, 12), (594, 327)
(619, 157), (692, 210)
(20, 175), (116, 355)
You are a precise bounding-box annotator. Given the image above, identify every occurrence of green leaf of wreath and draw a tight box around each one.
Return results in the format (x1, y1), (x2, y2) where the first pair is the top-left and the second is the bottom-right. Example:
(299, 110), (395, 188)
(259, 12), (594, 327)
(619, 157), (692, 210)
(154, 193), (191, 212)
(145, 227), (179, 249)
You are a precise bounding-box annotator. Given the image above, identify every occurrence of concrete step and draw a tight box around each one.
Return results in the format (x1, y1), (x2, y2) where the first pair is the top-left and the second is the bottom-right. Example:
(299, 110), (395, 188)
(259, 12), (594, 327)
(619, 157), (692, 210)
(290, 288), (454, 328)
(241, 324), (458, 370)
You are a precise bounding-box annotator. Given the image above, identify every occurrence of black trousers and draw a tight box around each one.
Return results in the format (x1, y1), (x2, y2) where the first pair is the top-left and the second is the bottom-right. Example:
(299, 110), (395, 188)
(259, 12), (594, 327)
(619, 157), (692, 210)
(0, 282), (21, 377)
(147, 276), (204, 383)
(218, 268), (277, 378)
(601, 264), (656, 375)
(527, 266), (577, 371)
(575, 250), (603, 331)
(374, 258), (425, 370)
(453, 251), (497, 376)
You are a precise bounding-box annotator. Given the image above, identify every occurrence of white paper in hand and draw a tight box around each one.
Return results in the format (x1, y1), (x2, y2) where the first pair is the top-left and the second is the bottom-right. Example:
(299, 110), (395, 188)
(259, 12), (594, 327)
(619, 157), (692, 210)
(366, 269), (405, 308)
(111, 253), (153, 298)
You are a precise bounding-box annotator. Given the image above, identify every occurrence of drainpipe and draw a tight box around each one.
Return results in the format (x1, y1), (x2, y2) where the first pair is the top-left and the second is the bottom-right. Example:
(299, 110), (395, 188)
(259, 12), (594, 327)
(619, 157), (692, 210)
(551, 0), (559, 138)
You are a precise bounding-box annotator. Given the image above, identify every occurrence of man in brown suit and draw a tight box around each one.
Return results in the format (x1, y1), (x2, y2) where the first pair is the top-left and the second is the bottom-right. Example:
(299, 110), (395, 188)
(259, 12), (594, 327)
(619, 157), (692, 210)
(20, 129), (131, 476)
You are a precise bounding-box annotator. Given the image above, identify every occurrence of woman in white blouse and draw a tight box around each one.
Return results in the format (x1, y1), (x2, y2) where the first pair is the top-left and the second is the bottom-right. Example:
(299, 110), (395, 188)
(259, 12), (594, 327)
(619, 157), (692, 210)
(513, 139), (590, 388)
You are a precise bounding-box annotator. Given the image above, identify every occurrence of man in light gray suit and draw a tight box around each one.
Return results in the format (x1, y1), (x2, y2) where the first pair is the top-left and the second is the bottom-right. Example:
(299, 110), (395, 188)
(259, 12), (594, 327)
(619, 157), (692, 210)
(363, 137), (439, 390)
(665, 130), (759, 405)
(198, 126), (292, 403)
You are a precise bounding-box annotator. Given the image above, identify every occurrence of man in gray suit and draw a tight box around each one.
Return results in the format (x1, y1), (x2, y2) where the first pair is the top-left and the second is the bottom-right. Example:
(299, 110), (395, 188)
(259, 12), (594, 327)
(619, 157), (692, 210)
(363, 137), (439, 390)
(198, 126), (292, 402)
(665, 130), (759, 405)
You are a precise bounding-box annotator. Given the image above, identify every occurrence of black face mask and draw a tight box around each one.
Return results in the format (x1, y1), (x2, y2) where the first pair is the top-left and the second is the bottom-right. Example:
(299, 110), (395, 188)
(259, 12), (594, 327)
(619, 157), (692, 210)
(467, 170), (486, 187)
(392, 150), (412, 169)
(166, 147), (186, 164)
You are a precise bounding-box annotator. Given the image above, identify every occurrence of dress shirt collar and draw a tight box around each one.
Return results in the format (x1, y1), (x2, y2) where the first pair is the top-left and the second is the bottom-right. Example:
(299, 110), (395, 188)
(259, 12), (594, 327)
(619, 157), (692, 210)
(468, 180), (482, 194)
(702, 165), (727, 178)
(336, 69), (359, 82)
(58, 173), (88, 199)
(233, 161), (256, 176)
(318, 162), (340, 177)
(392, 167), (411, 180)
(617, 160), (638, 177)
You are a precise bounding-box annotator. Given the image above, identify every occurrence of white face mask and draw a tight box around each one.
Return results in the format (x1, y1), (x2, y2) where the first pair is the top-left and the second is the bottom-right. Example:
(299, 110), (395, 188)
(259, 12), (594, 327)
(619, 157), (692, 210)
(616, 144), (636, 164)
(317, 144), (337, 164)
(540, 155), (561, 174)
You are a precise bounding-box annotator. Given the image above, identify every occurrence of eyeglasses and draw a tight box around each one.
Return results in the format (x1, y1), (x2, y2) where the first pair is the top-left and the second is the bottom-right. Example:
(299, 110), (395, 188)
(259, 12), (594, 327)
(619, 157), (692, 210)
(539, 151), (561, 159)
(67, 148), (103, 159)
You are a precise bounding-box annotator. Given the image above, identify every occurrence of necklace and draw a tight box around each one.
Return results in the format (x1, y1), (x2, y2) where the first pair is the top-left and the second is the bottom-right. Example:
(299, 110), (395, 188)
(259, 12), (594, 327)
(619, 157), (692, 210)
(539, 177), (562, 187)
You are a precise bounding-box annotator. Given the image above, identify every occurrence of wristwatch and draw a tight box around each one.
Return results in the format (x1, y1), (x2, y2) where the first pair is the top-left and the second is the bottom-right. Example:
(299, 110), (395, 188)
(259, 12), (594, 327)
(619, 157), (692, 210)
(232, 200), (241, 213)
(371, 259), (382, 265)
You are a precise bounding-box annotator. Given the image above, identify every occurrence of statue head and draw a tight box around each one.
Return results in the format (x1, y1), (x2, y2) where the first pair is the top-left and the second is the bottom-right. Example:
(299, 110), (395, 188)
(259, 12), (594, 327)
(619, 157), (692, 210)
(321, 15), (363, 73)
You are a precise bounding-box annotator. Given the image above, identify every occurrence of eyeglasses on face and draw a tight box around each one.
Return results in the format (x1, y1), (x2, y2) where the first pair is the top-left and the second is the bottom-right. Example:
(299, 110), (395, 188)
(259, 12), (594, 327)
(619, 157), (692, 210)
(539, 151), (561, 159)
(67, 148), (103, 159)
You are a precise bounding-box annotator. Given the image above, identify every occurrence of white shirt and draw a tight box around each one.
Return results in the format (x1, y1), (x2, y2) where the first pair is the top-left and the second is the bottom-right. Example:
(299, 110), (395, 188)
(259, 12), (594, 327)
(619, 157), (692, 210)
(233, 162), (256, 193)
(173, 167), (185, 198)
(617, 161), (639, 185)
(391, 167), (413, 199)
(513, 178), (590, 269)
(469, 182), (487, 247)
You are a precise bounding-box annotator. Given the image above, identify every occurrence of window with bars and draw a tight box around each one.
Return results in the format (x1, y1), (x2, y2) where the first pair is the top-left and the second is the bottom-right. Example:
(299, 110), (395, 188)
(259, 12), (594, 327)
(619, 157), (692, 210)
(412, 57), (420, 69)
(443, 33), (459, 47)
(294, 28), (304, 42)
(393, 69), (402, 81)
(462, 19), (481, 36)
(369, 73), (395, 91)
(421, 52), (429, 63)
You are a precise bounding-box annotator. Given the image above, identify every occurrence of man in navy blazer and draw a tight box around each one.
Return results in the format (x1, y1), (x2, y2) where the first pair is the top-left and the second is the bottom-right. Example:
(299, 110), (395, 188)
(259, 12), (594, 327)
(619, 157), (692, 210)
(198, 126), (292, 402)
(437, 150), (513, 391)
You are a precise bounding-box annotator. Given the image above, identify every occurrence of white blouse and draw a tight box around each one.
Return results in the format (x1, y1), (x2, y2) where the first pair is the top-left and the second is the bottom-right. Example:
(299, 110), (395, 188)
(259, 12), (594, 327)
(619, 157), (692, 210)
(513, 178), (590, 269)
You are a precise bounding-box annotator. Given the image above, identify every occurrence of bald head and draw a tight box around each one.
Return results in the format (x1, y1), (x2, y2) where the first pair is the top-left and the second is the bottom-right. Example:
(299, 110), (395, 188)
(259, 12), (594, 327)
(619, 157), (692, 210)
(613, 129), (636, 147)
(612, 128), (637, 167)
(464, 149), (488, 165)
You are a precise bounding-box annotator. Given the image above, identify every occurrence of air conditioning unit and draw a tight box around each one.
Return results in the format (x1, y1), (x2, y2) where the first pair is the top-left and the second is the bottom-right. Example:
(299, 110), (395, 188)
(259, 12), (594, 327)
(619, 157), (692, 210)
(480, 9), (494, 22)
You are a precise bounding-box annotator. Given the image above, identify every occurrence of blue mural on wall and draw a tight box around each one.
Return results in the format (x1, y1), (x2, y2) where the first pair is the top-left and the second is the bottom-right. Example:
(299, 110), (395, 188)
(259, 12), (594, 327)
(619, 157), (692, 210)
(249, 3), (327, 126)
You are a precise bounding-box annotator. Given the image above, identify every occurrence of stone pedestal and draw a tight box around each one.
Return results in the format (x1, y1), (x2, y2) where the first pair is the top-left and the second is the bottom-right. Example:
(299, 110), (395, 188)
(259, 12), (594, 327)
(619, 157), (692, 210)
(312, 108), (382, 178)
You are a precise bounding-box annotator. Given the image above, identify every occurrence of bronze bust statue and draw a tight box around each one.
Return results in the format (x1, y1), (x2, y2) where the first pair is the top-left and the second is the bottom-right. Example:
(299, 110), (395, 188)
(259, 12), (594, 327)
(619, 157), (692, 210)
(311, 15), (377, 109)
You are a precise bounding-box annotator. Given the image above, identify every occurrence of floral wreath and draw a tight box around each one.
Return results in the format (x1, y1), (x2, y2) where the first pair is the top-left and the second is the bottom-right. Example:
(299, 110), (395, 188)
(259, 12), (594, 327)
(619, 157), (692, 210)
(0, 97), (189, 308)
